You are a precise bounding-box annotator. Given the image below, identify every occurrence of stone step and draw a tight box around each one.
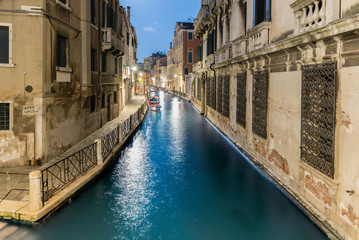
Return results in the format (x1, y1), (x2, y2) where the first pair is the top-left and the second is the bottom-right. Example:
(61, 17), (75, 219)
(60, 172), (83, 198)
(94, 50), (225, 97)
(7, 229), (29, 240)
(0, 222), (7, 230)
(0, 226), (18, 239)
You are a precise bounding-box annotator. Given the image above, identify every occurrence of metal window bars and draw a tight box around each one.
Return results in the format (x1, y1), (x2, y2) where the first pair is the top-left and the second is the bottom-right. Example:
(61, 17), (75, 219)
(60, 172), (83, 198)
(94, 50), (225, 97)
(301, 62), (336, 178)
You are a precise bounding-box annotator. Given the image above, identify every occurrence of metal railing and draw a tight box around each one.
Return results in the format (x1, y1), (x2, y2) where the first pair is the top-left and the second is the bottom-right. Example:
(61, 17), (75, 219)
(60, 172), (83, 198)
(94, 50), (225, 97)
(101, 126), (119, 160)
(41, 143), (97, 202)
(173, 90), (188, 98)
(121, 118), (131, 139)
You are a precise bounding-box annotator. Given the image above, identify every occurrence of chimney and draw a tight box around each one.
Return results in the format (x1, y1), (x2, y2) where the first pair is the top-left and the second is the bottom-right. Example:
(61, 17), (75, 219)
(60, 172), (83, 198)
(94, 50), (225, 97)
(127, 7), (131, 23)
(170, 42), (172, 49)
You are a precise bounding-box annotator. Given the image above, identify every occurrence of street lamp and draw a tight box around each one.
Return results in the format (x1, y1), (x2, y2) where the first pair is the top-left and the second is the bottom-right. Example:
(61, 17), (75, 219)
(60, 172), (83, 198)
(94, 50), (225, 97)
(174, 74), (178, 77)
(132, 66), (137, 71)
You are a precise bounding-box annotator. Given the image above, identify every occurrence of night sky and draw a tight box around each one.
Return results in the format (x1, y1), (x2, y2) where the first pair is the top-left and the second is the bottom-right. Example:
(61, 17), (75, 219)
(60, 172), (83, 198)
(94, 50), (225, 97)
(119, 0), (201, 62)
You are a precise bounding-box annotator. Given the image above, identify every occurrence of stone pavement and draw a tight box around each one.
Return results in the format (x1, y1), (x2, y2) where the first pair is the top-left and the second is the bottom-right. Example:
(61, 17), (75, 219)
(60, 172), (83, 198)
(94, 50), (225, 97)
(0, 96), (146, 221)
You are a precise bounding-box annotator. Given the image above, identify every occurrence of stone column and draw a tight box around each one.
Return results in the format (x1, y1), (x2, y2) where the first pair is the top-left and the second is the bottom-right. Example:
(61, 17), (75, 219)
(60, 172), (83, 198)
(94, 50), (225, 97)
(29, 170), (43, 212)
(95, 139), (103, 165)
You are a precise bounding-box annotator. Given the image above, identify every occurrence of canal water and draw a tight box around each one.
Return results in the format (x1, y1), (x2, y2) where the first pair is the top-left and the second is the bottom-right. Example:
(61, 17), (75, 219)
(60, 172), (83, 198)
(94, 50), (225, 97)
(8, 91), (328, 240)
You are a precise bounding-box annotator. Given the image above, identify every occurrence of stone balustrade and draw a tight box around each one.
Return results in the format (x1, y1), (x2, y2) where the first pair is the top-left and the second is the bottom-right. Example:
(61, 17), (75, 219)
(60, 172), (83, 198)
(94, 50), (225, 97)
(247, 22), (271, 52)
(204, 54), (215, 69)
(232, 36), (247, 58)
(291, 0), (326, 35)
(215, 43), (232, 64)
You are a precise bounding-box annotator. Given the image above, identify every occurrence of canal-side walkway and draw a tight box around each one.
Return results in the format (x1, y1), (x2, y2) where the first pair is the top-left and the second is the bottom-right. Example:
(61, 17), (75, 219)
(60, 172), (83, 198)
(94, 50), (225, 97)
(0, 96), (147, 223)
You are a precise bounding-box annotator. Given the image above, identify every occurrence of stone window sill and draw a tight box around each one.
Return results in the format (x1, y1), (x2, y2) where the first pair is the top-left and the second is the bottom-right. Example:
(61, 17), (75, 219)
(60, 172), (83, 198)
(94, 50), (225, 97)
(0, 63), (14, 68)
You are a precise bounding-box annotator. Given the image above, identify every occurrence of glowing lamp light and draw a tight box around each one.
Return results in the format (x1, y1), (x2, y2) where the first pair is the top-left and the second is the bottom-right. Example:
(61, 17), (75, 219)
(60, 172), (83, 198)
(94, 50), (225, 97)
(132, 66), (137, 71)
(140, 73), (143, 77)
(174, 74), (178, 77)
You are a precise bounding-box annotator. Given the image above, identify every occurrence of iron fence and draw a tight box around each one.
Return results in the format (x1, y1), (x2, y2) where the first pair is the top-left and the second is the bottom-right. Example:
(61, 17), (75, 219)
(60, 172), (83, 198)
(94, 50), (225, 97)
(121, 118), (131, 139)
(102, 126), (120, 160)
(41, 143), (97, 202)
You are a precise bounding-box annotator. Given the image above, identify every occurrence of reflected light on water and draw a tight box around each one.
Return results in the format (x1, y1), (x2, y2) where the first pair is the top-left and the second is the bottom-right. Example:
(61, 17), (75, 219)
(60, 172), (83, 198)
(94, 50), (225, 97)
(109, 132), (156, 237)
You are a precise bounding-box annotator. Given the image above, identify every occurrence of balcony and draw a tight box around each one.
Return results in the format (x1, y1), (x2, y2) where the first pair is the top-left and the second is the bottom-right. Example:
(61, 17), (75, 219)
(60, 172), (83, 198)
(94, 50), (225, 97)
(215, 42), (232, 64)
(291, 0), (326, 35)
(232, 36), (247, 58)
(193, 61), (203, 73)
(194, 5), (211, 38)
(204, 54), (215, 69)
(102, 28), (125, 56)
(247, 22), (271, 52)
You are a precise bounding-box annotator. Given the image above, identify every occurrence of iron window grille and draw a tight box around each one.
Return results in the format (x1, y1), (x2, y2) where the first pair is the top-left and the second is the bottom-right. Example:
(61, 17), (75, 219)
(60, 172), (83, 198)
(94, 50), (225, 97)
(197, 78), (201, 101)
(237, 72), (247, 128)
(252, 70), (269, 139)
(90, 96), (96, 112)
(223, 75), (230, 118)
(210, 76), (216, 109)
(216, 76), (223, 113)
(301, 62), (336, 178)
(206, 76), (210, 107)
(0, 103), (10, 130)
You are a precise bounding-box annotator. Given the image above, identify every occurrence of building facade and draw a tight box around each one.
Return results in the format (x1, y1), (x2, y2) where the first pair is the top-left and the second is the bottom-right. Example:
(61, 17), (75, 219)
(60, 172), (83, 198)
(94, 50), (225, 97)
(193, 0), (359, 239)
(167, 22), (201, 93)
(0, 0), (136, 166)
(154, 57), (167, 88)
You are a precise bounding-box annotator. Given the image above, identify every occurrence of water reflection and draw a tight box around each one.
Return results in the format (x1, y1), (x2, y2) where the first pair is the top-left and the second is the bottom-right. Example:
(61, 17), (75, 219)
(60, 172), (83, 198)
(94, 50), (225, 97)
(109, 132), (155, 238)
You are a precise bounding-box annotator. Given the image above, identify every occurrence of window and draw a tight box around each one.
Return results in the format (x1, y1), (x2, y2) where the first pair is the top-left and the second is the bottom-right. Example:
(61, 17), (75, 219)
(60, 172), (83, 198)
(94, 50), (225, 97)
(57, 34), (68, 68)
(91, 0), (96, 24)
(223, 75), (230, 118)
(253, 0), (271, 26)
(114, 91), (118, 104)
(107, 4), (113, 28)
(301, 62), (336, 178)
(0, 25), (10, 64)
(252, 70), (268, 139)
(184, 68), (189, 75)
(206, 31), (215, 56)
(197, 45), (202, 61)
(188, 32), (193, 40)
(132, 37), (134, 47)
(91, 48), (96, 71)
(101, 93), (105, 108)
(59, 0), (67, 4)
(101, 52), (106, 72)
(216, 76), (223, 111)
(237, 72), (247, 128)
(188, 51), (193, 64)
(114, 57), (118, 74)
(102, 2), (106, 28)
(0, 103), (10, 130)
(90, 96), (96, 112)
(127, 32), (129, 46)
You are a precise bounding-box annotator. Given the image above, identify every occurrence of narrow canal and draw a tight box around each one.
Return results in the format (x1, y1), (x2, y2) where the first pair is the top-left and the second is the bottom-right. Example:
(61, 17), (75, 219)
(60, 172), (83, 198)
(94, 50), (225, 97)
(12, 91), (328, 240)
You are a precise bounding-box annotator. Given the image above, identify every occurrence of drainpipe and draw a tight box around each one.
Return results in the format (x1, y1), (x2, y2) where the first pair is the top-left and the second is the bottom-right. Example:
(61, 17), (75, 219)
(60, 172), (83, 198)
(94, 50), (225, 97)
(206, 2), (218, 118)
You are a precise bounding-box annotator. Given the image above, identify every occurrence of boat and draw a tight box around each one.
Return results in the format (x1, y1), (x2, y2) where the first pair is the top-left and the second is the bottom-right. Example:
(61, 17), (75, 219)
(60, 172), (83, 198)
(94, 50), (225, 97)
(148, 95), (161, 111)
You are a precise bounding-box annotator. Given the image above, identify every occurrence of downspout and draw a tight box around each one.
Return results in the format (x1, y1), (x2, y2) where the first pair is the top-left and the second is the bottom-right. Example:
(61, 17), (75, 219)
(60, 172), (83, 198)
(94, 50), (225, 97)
(207, 2), (218, 117)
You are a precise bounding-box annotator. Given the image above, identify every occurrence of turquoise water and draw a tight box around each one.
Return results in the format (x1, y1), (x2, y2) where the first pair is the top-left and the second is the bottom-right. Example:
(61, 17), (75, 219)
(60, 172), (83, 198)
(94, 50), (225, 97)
(10, 91), (328, 239)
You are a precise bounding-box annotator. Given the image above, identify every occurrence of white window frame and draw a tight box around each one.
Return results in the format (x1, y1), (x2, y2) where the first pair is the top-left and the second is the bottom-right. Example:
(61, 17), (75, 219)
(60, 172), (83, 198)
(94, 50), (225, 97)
(0, 23), (14, 68)
(0, 101), (13, 133)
